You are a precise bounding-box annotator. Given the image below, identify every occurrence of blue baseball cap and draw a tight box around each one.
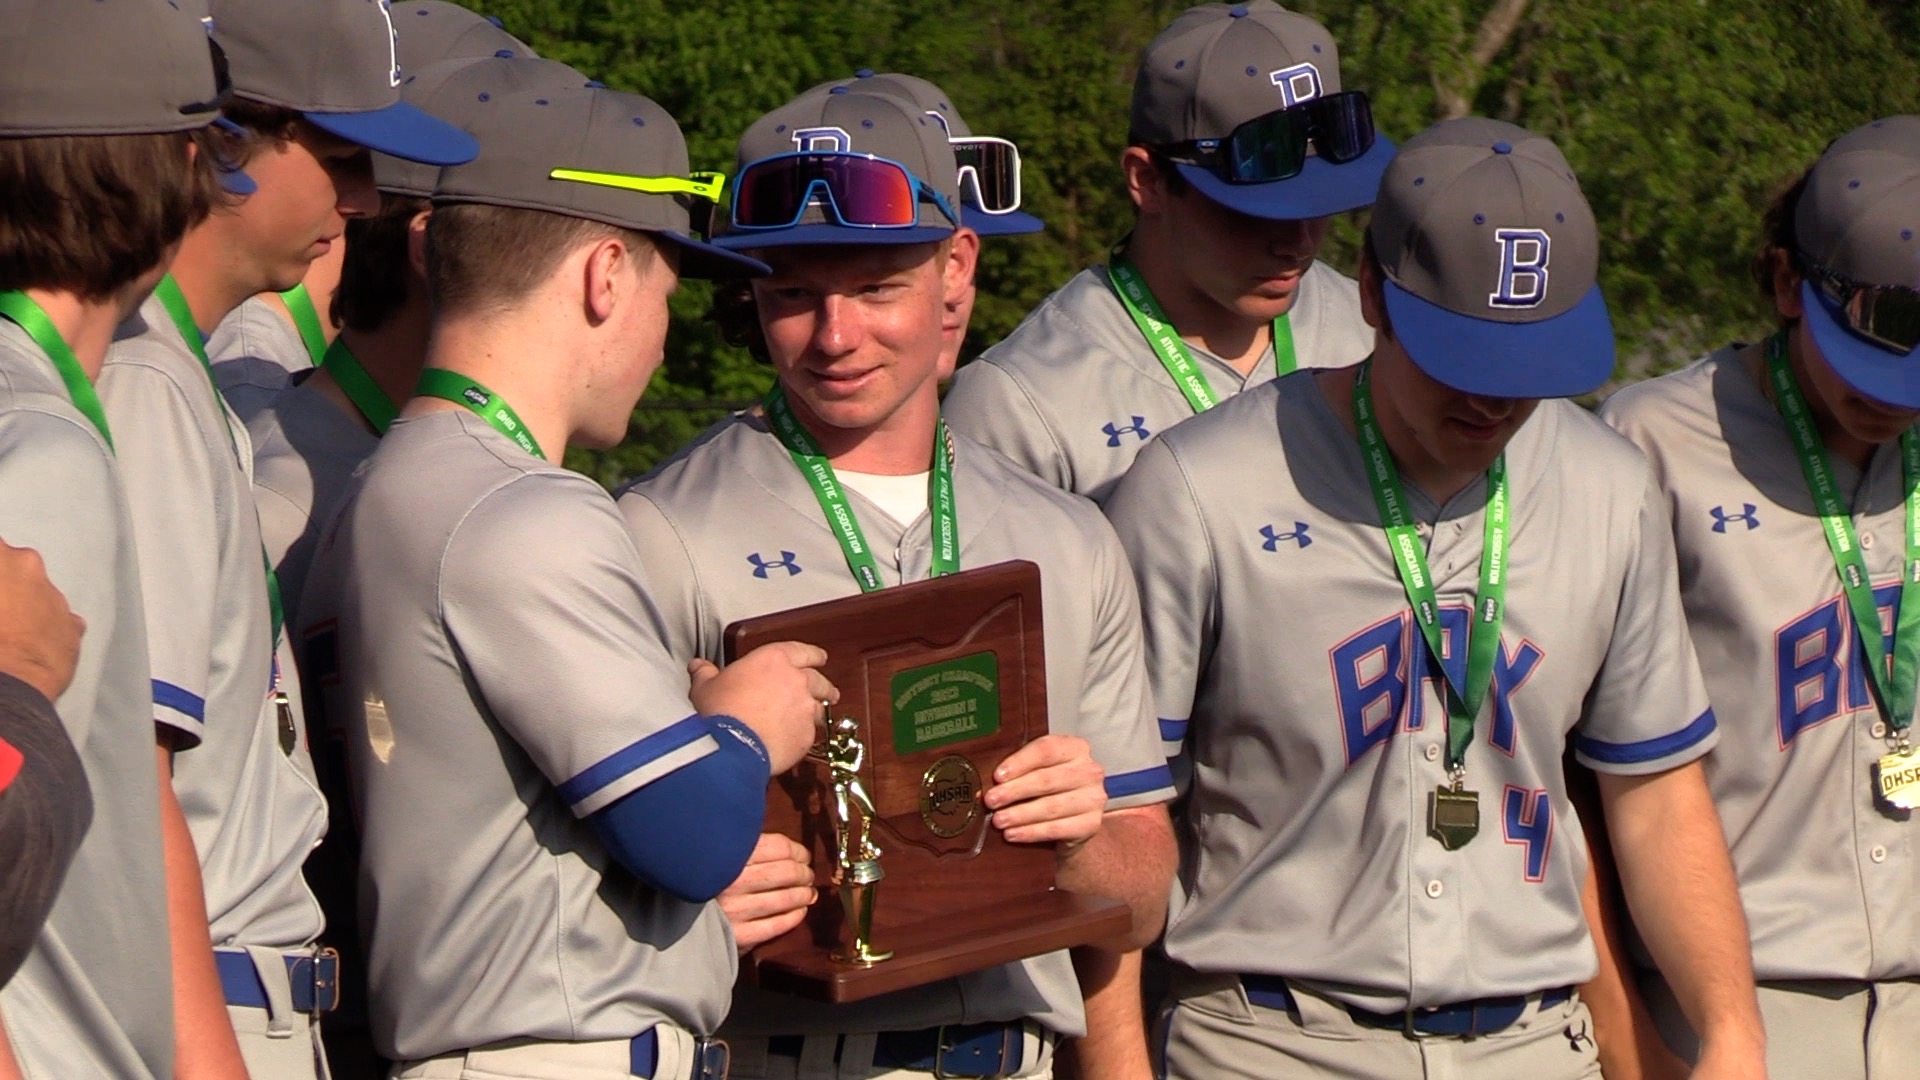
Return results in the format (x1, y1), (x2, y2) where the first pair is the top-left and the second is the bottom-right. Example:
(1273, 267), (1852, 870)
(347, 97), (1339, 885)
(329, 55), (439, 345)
(209, 0), (478, 167)
(1368, 118), (1613, 399)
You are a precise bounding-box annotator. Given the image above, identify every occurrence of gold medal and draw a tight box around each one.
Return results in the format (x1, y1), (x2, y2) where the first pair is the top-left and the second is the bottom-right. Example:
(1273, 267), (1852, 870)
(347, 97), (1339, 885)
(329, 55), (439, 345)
(1429, 785), (1480, 850)
(1876, 749), (1920, 810)
(276, 691), (297, 756)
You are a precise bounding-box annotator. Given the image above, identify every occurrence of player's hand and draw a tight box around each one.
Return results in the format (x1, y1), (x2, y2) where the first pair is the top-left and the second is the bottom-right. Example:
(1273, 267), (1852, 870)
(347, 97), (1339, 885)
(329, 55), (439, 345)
(982, 734), (1106, 846)
(719, 833), (816, 954)
(0, 540), (84, 703)
(689, 641), (836, 773)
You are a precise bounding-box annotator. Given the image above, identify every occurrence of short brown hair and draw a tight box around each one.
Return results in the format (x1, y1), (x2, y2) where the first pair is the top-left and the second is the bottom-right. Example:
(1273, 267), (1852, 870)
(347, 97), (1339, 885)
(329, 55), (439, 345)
(425, 203), (658, 317)
(216, 96), (303, 168)
(334, 193), (430, 334)
(1751, 165), (1814, 323)
(0, 130), (221, 299)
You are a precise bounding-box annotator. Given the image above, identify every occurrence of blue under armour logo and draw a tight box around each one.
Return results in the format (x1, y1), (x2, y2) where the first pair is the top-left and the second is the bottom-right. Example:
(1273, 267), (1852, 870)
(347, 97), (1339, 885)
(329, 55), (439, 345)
(1260, 523), (1312, 550)
(1709, 504), (1760, 533)
(747, 551), (802, 578)
(1102, 417), (1150, 447)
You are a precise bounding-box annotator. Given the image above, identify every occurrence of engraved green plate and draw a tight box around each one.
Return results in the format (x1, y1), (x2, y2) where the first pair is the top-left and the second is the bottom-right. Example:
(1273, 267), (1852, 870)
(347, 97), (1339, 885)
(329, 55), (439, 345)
(890, 651), (1001, 756)
(1428, 786), (1480, 850)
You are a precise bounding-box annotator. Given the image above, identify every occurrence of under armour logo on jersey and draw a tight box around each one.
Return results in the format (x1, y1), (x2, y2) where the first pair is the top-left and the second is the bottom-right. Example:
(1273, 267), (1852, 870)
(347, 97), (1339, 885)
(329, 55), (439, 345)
(1489, 228), (1552, 309)
(1260, 523), (1312, 550)
(791, 126), (851, 152)
(1709, 503), (1760, 532)
(748, 551), (802, 578)
(375, 0), (402, 86)
(1102, 417), (1150, 446)
(1269, 62), (1323, 107)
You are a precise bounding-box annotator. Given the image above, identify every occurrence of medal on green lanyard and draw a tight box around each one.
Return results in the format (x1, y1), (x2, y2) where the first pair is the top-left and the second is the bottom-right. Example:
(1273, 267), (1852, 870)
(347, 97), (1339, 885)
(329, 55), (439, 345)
(762, 385), (959, 592)
(152, 276), (296, 751)
(1352, 360), (1509, 849)
(1105, 250), (1298, 415)
(279, 284), (329, 367)
(320, 337), (398, 434)
(0, 291), (113, 449)
(414, 367), (544, 459)
(1766, 333), (1920, 808)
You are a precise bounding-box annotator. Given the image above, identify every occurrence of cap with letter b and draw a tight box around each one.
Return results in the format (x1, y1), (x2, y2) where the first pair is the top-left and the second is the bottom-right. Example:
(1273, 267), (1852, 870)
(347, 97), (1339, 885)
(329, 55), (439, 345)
(1368, 117), (1613, 399)
(0, 0), (225, 136)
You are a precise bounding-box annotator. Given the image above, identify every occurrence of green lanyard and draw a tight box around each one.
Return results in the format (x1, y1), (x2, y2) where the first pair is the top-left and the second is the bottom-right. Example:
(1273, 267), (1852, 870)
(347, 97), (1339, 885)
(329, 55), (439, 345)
(1105, 253), (1298, 414)
(762, 385), (959, 592)
(320, 337), (398, 434)
(1768, 333), (1920, 738)
(1353, 360), (1509, 775)
(279, 284), (328, 367)
(152, 275), (286, 649)
(414, 367), (544, 459)
(0, 291), (112, 449)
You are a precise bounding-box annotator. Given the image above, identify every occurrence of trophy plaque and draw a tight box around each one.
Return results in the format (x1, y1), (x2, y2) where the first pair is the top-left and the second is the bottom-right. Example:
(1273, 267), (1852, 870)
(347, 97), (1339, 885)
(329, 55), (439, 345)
(722, 559), (1130, 1003)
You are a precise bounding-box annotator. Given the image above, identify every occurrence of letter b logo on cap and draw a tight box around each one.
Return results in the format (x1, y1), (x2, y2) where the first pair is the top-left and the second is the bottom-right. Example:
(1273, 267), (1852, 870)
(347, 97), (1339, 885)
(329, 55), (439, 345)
(792, 126), (852, 152)
(1269, 63), (1322, 107)
(1489, 228), (1552, 309)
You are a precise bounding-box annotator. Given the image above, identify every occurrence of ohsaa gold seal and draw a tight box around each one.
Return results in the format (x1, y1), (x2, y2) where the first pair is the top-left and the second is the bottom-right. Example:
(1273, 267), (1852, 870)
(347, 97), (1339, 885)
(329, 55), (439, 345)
(919, 755), (982, 838)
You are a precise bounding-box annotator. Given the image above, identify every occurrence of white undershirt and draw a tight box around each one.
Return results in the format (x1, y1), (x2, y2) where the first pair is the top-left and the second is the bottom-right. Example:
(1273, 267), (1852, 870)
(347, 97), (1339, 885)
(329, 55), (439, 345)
(837, 469), (930, 528)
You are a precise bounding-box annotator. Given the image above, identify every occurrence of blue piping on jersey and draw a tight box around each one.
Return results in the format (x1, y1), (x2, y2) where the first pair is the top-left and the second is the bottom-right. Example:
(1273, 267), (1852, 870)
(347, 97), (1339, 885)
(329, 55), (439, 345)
(1106, 764), (1176, 801)
(1157, 718), (1188, 743)
(1575, 708), (1717, 766)
(557, 714), (711, 807)
(588, 714), (769, 902)
(153, 679), (206, 722)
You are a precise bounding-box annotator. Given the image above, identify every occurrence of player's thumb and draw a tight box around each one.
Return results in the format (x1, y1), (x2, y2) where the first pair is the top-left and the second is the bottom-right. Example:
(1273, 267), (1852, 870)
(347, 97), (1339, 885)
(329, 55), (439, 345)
(687, 657), (720, 688)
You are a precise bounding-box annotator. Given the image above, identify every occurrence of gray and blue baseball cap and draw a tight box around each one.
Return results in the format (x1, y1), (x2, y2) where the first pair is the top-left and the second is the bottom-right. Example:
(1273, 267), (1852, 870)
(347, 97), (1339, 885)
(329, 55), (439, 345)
(390, 1), (536, 73)
(0, 0), (225, 136)
(377, 56), (597, 198)
(209, 0), (478, 166)
(1129, 1), (1394, 221)
(1794, 116), (1920, 409)
(1368, 118), (1613, 398)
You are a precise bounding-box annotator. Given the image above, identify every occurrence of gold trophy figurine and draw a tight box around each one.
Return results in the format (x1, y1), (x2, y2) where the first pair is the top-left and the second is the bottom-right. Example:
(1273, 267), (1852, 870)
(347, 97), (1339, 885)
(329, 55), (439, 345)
(813, 715), (892, 965)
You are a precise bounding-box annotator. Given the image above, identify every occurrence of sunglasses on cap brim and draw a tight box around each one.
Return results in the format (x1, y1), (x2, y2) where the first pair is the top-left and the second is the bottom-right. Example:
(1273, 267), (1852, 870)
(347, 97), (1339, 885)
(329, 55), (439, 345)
(549, 168), (729, 204)
(1158, 90), (1376, 185)
(729, 152), (959, 231)
(951, 136), (1022, 215)
(1807, 260), (1920, 354)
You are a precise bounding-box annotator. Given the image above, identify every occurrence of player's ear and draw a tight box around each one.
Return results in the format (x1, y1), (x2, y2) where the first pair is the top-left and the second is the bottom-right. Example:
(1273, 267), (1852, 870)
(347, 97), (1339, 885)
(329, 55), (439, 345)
(940, 229), (979, 310)
(1770, 248), (1805, 321)
(1122, 145), (1164, 216)
(406, 209), (431, 283)
(581, 234), (624, 324)
(1357, 236), (1390, 335)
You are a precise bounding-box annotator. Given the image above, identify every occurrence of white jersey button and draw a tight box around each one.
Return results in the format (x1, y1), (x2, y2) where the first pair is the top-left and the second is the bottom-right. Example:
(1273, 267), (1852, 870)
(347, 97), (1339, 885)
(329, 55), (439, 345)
(1862, 532), (1876, 550)
(1426, 879), (1445, 899)
(1871, 845), (1889, 864)
(1425, 743), (1441, 761)
(1872, 721), (1890, 740)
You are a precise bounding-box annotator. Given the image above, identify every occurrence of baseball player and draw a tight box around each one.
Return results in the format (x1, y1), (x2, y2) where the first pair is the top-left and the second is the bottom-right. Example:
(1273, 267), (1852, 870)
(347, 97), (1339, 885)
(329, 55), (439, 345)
(618, 87), (1177, 1080)
(0, 4), (238, 1076)
(1104, 117), (1766, 1079)
(941, 1), (1389, 504)
(212, 2), (538, 424)
(298, 82), (831, 1079)
(98, 1), (477, 1074)
(1600, 116), (1920, 1080)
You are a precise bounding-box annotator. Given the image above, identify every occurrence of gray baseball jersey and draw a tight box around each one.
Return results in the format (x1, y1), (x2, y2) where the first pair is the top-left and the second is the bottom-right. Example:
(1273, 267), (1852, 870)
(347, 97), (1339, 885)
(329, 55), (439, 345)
(0, 321), (175, 1079)
(99, 295), (326, 951)
(1602, 346), (1920, 982)
(298, 409), (737, 1061)
(941, 261), (1370, 503)
(1103, 370), (1718, 1011)
(247, 371), (378, 638)
(617, 413), (1175, 1039)
(212, 295), (310, 425)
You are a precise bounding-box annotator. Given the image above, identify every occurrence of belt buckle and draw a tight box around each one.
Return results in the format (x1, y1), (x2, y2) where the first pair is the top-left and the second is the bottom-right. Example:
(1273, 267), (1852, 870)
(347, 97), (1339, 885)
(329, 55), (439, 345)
(690, 1035), (730, 1080)
(929, 1023), (1016, 1080)
(310, 946), (341, 1014)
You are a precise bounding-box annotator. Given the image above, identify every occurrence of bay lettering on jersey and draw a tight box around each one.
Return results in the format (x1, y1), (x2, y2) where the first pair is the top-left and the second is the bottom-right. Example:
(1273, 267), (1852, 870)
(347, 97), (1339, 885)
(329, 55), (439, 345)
(1332, 605), (1544, 764)
(1774, 583), (1898, 747)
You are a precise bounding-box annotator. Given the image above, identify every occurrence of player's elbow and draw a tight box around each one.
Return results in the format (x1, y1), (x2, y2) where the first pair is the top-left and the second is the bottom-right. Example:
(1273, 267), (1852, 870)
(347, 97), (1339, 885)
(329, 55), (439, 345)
(588, 718), (769, 902)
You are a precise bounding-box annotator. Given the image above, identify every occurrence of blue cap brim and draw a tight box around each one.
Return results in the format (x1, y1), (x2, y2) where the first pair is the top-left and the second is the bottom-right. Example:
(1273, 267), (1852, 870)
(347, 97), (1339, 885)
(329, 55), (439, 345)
(1800, 279), (1920, 409)
(1176, 134), (1396, 221)
(305, 101), (479, 167)
(218, 166), (257, 196)
(657, 232), (769, 280)
(967, 207), (1044, 236)
(711, 223), (956, 250)
(1382, 279), (1615, 398)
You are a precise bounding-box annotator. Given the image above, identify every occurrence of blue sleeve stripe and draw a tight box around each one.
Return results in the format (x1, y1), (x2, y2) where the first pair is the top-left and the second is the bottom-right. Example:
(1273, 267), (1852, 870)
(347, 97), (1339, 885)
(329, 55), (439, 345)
(153, 680), (206, 722)
(1576, 708), (1717, 765)
(1158, 717), (1189, 742)
(557, 715), (711, 806)
(1106, 764), (1175, 800)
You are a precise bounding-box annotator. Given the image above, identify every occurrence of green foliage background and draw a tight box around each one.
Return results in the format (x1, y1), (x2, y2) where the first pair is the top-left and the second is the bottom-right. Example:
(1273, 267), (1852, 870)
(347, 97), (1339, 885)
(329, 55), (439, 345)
(465, 0), (1920, 485)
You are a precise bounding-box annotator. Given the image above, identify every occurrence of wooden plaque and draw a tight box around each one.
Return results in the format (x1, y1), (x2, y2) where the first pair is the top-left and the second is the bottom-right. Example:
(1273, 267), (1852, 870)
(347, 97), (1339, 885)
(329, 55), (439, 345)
(723, 559), (1129, 1003)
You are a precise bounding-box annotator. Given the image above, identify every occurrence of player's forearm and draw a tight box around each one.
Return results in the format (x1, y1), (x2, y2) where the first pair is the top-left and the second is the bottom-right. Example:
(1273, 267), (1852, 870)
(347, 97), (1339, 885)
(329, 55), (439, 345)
(1057, 806), (1175, 951)
(155, 744), (250, 1079)
(1063, 946), (1153, 1080)
(1598, 763), (1764, 1062)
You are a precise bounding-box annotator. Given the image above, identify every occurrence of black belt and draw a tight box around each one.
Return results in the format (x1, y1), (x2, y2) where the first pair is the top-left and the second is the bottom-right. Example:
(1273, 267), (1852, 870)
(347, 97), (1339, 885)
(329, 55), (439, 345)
(1240, 975), (1573, 1038)
(767, 1020), (1028, 1078)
